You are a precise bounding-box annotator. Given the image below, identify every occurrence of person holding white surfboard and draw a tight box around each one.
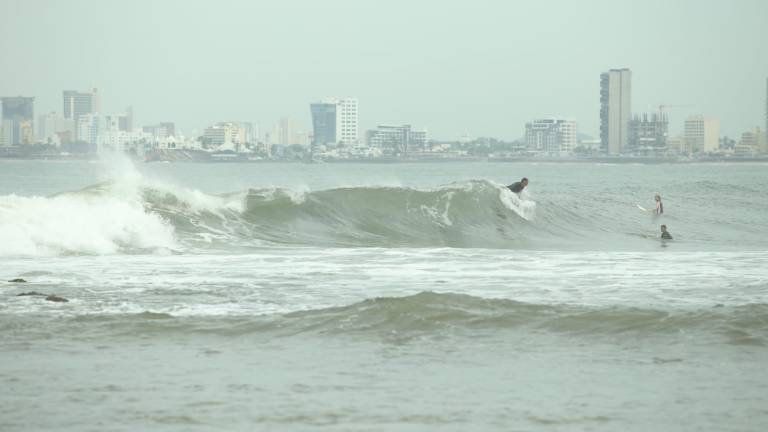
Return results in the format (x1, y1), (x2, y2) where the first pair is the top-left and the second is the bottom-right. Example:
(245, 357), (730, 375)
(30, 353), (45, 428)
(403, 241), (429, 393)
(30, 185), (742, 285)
(653, 194), (664, 215)
(637, 194), (665, 215)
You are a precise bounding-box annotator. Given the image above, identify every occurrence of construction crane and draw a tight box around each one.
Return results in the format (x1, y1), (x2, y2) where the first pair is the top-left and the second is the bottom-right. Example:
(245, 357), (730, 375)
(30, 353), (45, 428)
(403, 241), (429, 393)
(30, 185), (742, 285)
(658, 104), (692, 120)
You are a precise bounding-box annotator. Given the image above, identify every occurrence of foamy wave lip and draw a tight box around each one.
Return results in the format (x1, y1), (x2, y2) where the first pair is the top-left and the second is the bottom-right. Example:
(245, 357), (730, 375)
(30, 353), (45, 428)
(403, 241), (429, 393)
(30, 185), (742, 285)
(0, 193), (177, 257)
(498, 186), (536, 221)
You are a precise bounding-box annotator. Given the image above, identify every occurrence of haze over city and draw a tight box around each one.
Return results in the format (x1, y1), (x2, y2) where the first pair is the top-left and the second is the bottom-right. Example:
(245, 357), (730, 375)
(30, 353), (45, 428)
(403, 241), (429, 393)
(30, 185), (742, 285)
(2, 0), (767, 139)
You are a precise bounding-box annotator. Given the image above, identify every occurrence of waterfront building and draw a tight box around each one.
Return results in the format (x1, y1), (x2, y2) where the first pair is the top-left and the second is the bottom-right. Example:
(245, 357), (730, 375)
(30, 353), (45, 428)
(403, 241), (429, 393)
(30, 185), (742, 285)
(143, 122), (176, 138)
(666, 136), (685, 154)
(1, 96), (35, 145)
(736, 127), (766, 155)
(628, 113), (668, 155)
(98, 130), (152, 154)
(684, 115), (720, 154)
(37, 112), (74, 145)
(524, 118), (577, 154)
(600, 68), (632, 155)
(310, 98), (358, 147)
(203, 122), (247, 148)
(366, 124), (427, 155)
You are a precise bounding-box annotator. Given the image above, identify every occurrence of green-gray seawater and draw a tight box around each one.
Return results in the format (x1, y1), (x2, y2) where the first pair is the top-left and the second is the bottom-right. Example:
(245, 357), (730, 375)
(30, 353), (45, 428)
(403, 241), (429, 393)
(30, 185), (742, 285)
(2, 160), (767, 431)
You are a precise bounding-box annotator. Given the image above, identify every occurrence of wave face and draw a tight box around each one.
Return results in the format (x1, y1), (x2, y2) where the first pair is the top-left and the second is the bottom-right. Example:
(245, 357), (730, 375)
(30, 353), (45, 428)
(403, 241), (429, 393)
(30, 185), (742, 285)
(9, 292), (767, 347)
(1, 178), (543, 255)
(159, 180), (538, 249)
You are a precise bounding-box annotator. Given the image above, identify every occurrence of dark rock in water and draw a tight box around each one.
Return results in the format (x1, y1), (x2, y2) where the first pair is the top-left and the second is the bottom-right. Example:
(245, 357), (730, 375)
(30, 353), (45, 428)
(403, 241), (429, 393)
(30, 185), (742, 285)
(16, 291), (69, 302)
(17, 291), (47, 297)
(8, 278), (27, 283)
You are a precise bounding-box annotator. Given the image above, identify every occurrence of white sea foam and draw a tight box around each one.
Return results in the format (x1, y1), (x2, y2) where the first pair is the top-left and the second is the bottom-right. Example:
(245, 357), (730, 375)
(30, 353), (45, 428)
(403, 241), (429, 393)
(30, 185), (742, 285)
(499, 187), (536, 221)
(0, 192), (176, 256)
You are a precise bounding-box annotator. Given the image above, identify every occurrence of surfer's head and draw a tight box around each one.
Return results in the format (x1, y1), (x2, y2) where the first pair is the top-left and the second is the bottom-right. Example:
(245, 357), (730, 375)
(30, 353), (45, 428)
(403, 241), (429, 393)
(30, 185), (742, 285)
(521, 178), (529, 187)
(655, 194), (661, 201)
(661, 224), (668, 232)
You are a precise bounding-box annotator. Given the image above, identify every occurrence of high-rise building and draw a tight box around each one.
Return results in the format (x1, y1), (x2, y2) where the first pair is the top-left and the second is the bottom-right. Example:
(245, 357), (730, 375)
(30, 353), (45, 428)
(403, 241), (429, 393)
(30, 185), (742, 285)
(125, 106), (134, 132)
(77, 113), (103, 146)
(63, 88), (99, 139)
(1, 96), (35, 145)
(524, 118), (577, 154)
(310, 98), (358, 147)
(600, 68), (632, 155)
(629, 113), (668, 155)
(684, 115), (720, 154)
(366, 124), (427, 154)
(279, 117), (297, 146)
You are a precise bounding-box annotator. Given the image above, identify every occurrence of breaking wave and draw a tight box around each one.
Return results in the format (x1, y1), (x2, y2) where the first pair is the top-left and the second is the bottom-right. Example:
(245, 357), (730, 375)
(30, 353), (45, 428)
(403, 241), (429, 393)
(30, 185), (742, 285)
(0, 177), (542, 255)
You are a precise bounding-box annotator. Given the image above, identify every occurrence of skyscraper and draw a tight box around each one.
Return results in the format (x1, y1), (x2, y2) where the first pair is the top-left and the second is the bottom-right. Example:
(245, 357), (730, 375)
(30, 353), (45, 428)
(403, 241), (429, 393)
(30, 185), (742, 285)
(1, 96), (35, 145)
(63, 88), (98, 139)
(310, 98), (358, 148)
(600, 69), (632, 155)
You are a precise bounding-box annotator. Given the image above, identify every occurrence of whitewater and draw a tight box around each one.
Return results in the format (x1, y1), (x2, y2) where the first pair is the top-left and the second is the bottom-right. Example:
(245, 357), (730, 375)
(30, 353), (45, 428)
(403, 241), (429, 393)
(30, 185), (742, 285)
(2, 159), (768, 431)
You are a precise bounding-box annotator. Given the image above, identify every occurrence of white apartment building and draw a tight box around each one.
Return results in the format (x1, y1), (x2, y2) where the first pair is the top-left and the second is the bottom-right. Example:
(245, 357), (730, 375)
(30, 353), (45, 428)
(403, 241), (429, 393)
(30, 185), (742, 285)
(77, 113), (103, 145)
(600, 68), (632, 155)
(525, 118), (577, 154)
(366, 124), (427, 153)
(684, 115), (720, 154)
(203, 122), (248, 147)
(98, 130), (152, 154)
(310, 97), (358, 146)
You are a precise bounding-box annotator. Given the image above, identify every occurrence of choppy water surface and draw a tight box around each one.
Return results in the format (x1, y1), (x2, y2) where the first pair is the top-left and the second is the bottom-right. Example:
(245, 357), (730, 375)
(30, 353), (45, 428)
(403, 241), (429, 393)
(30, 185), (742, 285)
(1, 160), (768, 431)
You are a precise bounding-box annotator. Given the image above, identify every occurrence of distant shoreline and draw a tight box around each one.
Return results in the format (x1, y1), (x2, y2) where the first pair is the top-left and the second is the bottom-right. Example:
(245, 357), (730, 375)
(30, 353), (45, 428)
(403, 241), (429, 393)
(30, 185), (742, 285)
(2, 154), (768, 164)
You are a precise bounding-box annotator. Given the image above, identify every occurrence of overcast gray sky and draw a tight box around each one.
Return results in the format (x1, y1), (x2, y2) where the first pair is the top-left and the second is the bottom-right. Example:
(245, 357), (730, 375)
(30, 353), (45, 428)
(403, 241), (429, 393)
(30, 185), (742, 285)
(2, 0), (766, 139)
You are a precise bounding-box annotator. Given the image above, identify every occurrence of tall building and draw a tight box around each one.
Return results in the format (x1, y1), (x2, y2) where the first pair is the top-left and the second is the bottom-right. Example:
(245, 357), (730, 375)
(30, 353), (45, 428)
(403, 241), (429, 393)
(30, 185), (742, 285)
(524, 118), (577, 154)
(600, 68), (632, 155)
(310, 98), (358, 147)
(278, 117), (298, 146)
(1, 96), (35, 145)
(77, 113), (103, 146)
(629, 113), (668, 155)
(63, 88), (98, 139)
(684, 115), (720, 154)
(366, 124), (427, 154)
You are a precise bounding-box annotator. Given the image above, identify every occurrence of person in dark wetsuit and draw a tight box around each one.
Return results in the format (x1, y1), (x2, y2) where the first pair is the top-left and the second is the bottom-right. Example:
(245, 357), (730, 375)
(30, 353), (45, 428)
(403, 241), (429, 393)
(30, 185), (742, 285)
(661, 224), (673, 240)
(507, 177), (528, 194)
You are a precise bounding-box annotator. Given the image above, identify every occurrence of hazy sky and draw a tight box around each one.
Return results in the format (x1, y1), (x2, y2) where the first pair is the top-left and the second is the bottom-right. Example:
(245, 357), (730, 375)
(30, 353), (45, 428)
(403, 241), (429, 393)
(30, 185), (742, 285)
(2, 0), (767, 140)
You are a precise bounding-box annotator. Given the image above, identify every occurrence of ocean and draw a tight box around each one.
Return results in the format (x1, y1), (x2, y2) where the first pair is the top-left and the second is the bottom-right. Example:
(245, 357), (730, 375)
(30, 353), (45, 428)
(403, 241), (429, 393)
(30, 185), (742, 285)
(1, 158), (767, 431)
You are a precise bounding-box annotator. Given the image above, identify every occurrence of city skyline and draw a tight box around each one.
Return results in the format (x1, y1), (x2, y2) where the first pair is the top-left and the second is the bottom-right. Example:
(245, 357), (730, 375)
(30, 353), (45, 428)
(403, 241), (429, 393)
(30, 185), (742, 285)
(2, 0), (767, 140)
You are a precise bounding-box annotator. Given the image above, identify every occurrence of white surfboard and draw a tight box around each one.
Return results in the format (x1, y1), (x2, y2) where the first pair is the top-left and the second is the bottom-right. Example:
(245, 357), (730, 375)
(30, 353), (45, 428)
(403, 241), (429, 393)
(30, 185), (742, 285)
(636, 204), (649, 212)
